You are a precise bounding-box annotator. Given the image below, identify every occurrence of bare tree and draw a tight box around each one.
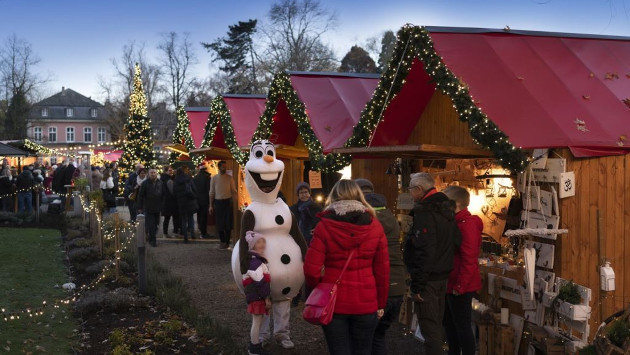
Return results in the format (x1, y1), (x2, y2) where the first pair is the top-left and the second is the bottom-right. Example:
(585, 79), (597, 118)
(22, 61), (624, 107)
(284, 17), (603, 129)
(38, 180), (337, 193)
(158, 32), (197, 109)
(259, 0), (338, 74)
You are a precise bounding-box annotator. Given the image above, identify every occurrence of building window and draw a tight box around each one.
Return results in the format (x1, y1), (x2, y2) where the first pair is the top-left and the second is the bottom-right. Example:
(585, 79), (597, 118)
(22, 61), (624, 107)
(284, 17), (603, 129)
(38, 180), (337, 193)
(33, 127), (42, 141)
(90, 108), (97, 118)
(41, 107), (48, 117)
(66, 127), (75, 142)
(84, 127), (92, 142)
(65, 108), (73, 117)
(48, 127), (57, 142)
(97, 127), (106, 142)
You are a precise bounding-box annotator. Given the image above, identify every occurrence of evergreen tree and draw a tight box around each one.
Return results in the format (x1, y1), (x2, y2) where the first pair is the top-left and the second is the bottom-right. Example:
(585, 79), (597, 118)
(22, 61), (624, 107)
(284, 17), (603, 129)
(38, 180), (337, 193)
(169, 105), (201, 165)
(203, 19), (258, 93)
(5, 89), (29, 139)
(119, 63), (156, 180)
(377, 31), (396, 72)
(339, 45), (377, 73)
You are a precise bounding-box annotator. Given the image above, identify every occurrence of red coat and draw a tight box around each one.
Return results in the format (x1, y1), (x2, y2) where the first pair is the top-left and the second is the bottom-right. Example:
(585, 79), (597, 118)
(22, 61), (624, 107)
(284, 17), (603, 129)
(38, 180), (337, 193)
(447, 208), (483, 294)
(304, 210), (390, 315)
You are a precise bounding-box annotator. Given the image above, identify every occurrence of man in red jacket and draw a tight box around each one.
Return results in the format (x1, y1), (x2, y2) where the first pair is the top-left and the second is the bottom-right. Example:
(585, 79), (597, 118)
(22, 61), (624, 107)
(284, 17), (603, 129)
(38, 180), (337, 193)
(443, 186), (483, 355)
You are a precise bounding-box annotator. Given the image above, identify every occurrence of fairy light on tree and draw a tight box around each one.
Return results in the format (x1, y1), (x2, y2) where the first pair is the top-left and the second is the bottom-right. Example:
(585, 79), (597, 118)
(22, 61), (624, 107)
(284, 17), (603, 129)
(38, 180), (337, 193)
(119, 63), (157, 182)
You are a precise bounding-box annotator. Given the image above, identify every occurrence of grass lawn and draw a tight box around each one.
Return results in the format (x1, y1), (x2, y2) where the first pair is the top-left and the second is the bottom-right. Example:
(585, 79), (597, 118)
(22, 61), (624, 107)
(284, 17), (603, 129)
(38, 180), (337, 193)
(0, 228), (77, 354)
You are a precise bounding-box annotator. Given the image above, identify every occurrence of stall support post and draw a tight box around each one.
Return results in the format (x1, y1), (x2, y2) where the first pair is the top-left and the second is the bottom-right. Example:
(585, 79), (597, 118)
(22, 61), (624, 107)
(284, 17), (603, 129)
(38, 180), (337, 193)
(35, 186), (40, 223)
(136, 214), (147, 294)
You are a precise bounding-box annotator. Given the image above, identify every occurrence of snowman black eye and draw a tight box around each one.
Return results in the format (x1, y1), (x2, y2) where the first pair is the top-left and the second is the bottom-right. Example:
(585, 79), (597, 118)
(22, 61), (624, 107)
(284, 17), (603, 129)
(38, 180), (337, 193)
(266, 150), (274, 156)
(255, 150), (263, 158)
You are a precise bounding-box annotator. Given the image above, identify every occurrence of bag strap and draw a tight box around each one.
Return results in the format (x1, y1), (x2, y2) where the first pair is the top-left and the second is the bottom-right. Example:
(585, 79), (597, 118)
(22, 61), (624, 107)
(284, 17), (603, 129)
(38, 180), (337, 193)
(335, 250), (355, 285)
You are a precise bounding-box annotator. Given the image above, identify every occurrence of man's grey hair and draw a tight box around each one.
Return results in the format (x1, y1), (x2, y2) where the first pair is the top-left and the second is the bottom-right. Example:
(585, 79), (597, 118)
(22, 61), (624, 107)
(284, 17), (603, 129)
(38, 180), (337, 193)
(410, 172), (435, 190)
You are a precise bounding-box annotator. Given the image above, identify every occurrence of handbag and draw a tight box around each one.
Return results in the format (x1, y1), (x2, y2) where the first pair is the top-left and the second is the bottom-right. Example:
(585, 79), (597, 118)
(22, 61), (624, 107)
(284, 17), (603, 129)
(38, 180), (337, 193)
(303, 250), (354, 326)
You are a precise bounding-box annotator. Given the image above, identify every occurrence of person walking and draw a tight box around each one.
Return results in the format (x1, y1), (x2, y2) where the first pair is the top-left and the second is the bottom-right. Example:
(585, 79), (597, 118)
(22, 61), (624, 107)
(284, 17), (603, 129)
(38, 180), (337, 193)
(111, 162), (120, 195)
(160, 165), (180, 237)
(173, 166), (198, 243)
(91, 166), (103, 192)
(403, 172), (461, 355)
(137, 168), (163, 247)
(16, 166), (35, 213)
(209, 161), (236, 249)
(0, 167), (15, 212)
(100, 168), (117, 213)
(353, 178), (406, 355)
(442, 186), (482, 355)
(124, 164), (144, 222)
(51, 161), (66, 194)
(193, 164), (211, 238)
(304, 179), (390, 355)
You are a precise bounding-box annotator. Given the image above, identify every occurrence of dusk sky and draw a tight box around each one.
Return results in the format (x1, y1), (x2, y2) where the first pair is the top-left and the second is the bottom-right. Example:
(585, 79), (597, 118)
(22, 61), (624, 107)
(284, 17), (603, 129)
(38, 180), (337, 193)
(2, 0), (630, 102)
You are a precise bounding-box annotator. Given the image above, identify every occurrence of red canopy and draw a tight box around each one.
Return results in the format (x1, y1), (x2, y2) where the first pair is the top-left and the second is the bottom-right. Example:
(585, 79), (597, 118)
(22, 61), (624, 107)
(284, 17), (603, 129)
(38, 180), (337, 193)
(223, 95), (266, 146)
(273, 72), (379, 152)
(186, 108), (210, 148)
(94, 149), (122, 162)
(428, 28), (630, 157)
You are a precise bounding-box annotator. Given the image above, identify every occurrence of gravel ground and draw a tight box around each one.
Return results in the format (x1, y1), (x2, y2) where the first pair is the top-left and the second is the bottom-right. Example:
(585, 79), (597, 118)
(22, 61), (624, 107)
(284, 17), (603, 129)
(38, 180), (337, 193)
(147, 236), (424, 354)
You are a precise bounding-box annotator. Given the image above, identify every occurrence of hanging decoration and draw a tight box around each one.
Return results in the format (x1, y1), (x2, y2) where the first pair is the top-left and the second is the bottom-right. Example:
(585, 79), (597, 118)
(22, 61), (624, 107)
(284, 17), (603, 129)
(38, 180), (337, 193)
(118, 63), (157, 183)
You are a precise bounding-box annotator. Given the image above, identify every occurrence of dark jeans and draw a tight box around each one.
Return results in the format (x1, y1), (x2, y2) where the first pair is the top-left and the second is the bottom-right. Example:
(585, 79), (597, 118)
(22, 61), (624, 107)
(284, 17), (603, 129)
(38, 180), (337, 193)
(1, 196), (14, 212)
(163, 213), (180, 234)
(145, 212), (160, 244)
(322, 313), (378, 355)
(17, 191), (32, 213)
(372, 295), (404, 355)
(128, 200), (137, 222)
(180, 213), (194, 241)
(197, 204), (208, 235)
(415, 279), (448, 355)
(444, 292), (475, 355)
(219, 230), (231, 245)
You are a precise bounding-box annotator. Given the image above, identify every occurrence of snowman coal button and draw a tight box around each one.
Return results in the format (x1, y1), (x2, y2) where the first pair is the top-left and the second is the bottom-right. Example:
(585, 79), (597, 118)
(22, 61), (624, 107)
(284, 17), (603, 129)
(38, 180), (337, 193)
(275, 215), (284, 225)
(282, 287), (291, 295)
(281, 254), (291, 264)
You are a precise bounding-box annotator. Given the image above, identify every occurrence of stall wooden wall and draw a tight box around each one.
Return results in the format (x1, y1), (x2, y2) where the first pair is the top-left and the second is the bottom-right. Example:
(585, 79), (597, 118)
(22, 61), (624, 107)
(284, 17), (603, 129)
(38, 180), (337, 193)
(351, 159), (400, 211)
(408, 91), (480, 149)
(280, 158), (305, 207)
(557, 150), (630, 334)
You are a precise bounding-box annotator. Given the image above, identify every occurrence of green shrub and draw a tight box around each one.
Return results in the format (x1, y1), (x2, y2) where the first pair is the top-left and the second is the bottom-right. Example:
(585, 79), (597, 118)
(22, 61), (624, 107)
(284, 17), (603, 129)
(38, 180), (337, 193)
(111, 344), (132, 355)
(557, 280), (581, 305)
(607, 319), (630, 348)
(109, 328), (126, 348)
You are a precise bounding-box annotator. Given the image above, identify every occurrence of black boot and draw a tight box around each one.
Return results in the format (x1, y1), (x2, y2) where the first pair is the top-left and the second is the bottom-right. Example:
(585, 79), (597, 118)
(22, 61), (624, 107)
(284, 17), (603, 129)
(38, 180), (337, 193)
(248, 342), (269, 355)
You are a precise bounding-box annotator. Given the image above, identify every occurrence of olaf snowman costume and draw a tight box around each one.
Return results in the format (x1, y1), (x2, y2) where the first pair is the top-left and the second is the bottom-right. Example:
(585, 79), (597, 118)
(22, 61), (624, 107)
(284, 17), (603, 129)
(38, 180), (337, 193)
(231, 140), (307, 348)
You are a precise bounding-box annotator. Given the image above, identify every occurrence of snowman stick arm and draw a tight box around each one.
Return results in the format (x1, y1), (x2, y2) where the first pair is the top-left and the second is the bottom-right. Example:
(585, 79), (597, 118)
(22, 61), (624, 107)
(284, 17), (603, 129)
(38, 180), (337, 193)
(239, 210), (256, 274)
(290, 212), (308, 258)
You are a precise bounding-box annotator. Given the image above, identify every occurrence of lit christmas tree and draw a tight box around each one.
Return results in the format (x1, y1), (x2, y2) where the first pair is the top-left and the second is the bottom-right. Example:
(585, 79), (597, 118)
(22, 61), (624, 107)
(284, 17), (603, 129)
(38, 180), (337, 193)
(119, 63), (156, 181)
(169, 105), (201, 165)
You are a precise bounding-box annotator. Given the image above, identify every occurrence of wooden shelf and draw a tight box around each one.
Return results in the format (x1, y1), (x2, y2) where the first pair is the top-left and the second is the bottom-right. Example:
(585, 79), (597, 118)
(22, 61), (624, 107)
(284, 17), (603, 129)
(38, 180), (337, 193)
(332, 144), (493, 159)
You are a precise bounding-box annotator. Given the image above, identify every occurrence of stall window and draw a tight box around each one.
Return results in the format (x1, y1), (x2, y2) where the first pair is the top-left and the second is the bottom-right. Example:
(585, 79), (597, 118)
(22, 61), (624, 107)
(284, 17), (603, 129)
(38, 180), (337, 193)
(48, 127), (57, 142)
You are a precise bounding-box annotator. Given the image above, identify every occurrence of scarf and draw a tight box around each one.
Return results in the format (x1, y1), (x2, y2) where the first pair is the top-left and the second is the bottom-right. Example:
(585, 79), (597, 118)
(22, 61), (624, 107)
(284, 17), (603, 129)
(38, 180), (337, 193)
(136, 175), (147, 186)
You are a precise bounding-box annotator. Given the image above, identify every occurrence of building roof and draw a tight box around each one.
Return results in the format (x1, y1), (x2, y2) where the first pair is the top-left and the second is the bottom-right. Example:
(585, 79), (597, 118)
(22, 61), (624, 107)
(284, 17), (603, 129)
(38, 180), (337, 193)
(33, 88), (103, 108)
(0, 142), (30, 157)
(366, 26), (630, 160)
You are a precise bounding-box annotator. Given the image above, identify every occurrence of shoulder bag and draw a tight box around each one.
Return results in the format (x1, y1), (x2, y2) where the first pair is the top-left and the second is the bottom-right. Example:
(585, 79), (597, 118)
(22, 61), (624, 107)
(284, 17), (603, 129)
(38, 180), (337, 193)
(303, 250), (354, 325)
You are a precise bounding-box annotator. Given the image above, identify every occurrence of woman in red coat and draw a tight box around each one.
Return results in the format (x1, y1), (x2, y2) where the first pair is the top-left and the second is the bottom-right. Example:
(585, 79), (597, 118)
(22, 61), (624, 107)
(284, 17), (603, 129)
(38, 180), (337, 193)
(443, 186), (483, 355)
(304, 179), (390, 355)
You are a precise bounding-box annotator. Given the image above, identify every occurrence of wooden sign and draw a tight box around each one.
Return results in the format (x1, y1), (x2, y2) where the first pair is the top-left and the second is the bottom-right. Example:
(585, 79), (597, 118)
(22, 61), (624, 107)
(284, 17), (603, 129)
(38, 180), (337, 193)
(559, 171), (575, 198)
(526, 241), (555, 269)
(487, 274), (522, 304)
(530, 149), (548, 169)
(532, 158), (566, 183)
(308, 170), (322, 189)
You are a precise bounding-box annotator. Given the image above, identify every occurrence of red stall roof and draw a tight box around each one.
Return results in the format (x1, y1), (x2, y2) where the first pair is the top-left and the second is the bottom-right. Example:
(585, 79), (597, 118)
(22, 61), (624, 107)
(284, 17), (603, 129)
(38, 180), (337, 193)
(429, 27), (630, 157)
(185, 108), (210, 148)
(222, 94), (266, 146)
(272, 72), (379, 152)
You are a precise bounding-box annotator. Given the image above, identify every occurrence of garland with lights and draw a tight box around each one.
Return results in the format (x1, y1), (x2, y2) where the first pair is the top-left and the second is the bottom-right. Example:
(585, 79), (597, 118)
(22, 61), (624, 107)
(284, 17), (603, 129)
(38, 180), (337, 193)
(169, 105), (202, 165)
(201, 96), (249, 165)
(348, 24), (529, 172)
(118, 63), (157, 184)
(251, 73), (351, 172)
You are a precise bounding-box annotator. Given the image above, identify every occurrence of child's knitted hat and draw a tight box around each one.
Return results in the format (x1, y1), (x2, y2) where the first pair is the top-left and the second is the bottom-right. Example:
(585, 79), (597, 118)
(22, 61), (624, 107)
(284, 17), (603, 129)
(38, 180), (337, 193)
(245, 231), (265, 251)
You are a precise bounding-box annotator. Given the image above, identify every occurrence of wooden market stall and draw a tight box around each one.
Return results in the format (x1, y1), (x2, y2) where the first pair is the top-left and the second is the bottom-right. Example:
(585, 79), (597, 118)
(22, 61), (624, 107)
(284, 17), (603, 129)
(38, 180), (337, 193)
(251, 71), (380, 204)
(189, 95), (267, 243)
(332, 25), (630, 352)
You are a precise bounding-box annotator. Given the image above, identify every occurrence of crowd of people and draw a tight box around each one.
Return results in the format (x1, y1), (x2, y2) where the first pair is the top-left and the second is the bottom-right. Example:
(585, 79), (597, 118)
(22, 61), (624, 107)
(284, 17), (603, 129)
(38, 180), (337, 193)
(244, 174), (482, 355)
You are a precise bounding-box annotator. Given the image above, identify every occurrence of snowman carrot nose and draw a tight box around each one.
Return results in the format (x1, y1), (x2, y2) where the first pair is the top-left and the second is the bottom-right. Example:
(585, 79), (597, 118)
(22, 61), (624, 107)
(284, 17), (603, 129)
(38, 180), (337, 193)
(263, 155), (274, 163)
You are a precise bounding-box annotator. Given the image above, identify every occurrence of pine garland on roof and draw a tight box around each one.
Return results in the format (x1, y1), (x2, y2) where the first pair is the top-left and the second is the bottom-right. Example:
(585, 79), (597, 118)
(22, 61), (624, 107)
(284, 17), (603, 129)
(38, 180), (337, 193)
(169, 105), (201, 165)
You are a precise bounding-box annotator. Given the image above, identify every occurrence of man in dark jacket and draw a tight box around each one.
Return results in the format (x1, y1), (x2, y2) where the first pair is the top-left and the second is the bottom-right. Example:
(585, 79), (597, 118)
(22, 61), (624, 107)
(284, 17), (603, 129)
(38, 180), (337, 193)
(16, 166), (35, 213)
(124, 163), (143, 222)
(403, 172), (460, 355)
(137, 168), (163, 247)
(354, 178), (406, 355)
(51, 162), (66, 194)
(160, 165), (180, 237)
(193, 164), (211, 238)
(289, 182), (321, 245)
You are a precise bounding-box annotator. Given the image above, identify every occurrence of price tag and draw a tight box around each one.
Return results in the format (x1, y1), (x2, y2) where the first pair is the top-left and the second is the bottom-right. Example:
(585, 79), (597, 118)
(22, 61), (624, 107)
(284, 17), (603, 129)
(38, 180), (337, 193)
(308, 170), (322, 189)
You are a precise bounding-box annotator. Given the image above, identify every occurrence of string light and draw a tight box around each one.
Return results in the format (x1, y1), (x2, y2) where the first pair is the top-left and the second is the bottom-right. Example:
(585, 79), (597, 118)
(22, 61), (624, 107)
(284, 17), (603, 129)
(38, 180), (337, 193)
(202, 97), (249, 165)
(169, 105), (202, 165)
